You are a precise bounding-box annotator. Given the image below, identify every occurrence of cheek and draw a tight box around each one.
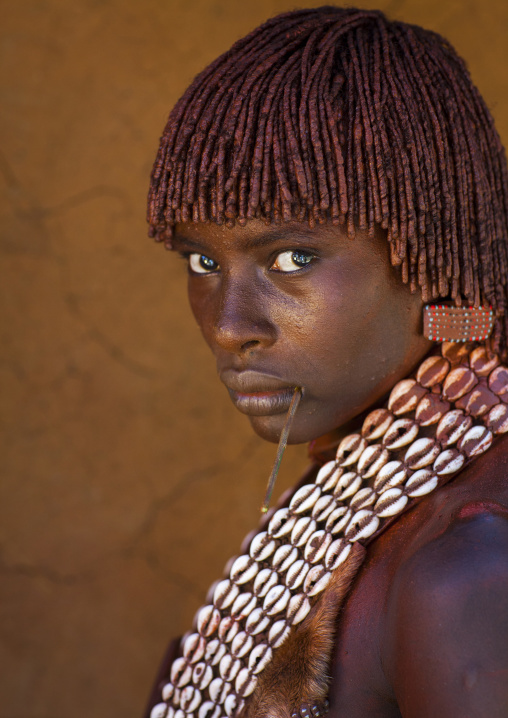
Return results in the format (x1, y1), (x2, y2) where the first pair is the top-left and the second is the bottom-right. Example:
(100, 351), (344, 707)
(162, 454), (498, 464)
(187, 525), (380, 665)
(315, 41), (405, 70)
(295, 268), (384, 356)
(188, 280), (216, 343)
(296, 267), (417, 391)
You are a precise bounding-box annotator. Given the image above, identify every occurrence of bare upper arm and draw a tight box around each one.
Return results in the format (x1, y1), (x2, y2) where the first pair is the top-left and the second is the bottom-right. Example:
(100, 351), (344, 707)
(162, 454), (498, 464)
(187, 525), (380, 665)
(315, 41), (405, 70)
(385, 509), (508, 718)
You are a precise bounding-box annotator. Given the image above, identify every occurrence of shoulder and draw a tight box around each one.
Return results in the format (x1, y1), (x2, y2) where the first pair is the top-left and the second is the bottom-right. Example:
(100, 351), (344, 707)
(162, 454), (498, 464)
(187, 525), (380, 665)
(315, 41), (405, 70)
(392, 503), (508, 619)
(385, 504), (508, 715)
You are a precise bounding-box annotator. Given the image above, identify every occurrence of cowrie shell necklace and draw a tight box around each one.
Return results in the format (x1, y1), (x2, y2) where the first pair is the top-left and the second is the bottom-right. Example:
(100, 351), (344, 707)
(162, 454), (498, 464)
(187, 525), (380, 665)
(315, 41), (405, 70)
(150, 342), (508, 718)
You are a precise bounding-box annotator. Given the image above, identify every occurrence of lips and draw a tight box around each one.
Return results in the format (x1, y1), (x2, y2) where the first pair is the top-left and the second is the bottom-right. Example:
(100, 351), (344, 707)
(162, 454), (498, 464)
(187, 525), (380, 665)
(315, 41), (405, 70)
(220, 369), (300, 416)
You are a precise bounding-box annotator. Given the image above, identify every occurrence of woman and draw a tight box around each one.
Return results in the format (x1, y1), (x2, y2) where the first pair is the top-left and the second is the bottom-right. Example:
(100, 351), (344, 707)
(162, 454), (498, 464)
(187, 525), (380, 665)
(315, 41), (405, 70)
(145, 7), (508, 717)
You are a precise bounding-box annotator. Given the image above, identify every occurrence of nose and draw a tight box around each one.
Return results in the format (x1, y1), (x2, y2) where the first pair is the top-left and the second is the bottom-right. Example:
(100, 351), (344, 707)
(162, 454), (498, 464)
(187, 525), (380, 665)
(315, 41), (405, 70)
(212, 273), (277, 355)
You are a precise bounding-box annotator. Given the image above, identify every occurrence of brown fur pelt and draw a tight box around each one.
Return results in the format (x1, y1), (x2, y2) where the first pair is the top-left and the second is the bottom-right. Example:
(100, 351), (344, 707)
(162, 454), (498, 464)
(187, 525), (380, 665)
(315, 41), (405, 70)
(243, 543), (366, 718)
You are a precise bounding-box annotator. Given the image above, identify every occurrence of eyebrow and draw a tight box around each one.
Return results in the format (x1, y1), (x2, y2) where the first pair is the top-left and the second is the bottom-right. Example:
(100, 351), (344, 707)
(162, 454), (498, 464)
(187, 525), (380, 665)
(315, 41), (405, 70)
(171, 234), (206, 251)
(242, 228), (315, 250)
(172, 227), (320, 252)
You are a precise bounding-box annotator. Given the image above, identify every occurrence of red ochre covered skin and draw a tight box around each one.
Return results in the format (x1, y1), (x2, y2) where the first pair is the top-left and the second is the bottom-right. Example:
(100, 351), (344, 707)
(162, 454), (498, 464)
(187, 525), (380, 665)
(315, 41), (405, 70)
(455, 499), (508, 521)
(329, 433), (508, 718)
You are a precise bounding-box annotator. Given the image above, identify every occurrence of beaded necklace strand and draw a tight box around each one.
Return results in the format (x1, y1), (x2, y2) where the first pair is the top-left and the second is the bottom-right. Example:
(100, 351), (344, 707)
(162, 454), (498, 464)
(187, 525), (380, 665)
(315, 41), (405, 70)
(150, 342), (508, 718)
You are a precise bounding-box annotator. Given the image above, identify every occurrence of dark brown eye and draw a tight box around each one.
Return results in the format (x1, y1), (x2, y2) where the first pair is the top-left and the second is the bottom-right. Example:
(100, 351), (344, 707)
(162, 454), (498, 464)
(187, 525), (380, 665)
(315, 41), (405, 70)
(271, 250), (314, 272)
(189, 253), (219, 274)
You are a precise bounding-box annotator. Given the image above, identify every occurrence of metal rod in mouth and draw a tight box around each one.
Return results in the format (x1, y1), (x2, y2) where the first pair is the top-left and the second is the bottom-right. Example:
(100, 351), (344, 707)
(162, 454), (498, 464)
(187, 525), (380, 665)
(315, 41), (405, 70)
(261, 387), (302, 514)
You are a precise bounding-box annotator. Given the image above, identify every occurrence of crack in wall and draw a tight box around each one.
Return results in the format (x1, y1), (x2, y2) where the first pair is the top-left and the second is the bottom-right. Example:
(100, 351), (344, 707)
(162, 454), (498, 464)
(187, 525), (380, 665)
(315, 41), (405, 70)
(0, 435), (264, 595)
(65, 289), (159, 379)
(0, 543), (202, 598)
(19, 185), (132, 220)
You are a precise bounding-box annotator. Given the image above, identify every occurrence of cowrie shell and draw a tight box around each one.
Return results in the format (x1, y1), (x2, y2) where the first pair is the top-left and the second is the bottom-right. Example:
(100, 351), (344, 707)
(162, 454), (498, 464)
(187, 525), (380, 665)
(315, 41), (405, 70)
(287, 593), (312, 623)
(383, 419), (419, 450)
(285, 559), (310, 590)
(304, 565), (331, 596)
(433, 448), (465, 475)
(345, 509), (379, 541)
(290, 484), (322, 514)
(231, 593), (256, 620)
(361, 408), (394, 441)
(415, 393), (450, 426)
(272, 544), (299, 572)
(204, 638), (222, 663)
(357, 444), (389, 478)
(456, 385), (498, 417)
(224, 695), (245, 718)
(161, 683), (178, 702)
(213, 580), (240, 610)
(304, 530), (333, 564)
(244, 607), (270, 636)
(416, 355), (450, 387)
(441, 342), (470, 364)
(489, 365), (508, 397)
(219, 654), (242, 682)
(218, 616), (239, 643)
(485, 403), (508, 434)
(209, 677), (229, 704)
(373, 460), (407, 492)
(325, 538), (352, 570)
(336, 434), (367, 466)
(325, 506), (352, 534)
(263, 585), (291, 615)
(231, 631), (253, 658)
(404, 469), (438, 497)
(291, 517), (317, 547)
(470, 346), (499, 376)
(207, 640), (226, 666)
(180, 686), (202, 712)
(312, 493), (336, 522)
(404, 438), (440, 470)
(443, 366), (478, 401)
(253, 568), (278, 598)
(349, 487), (376, 511)
(436, 409), (472, 446)
(199, 702), (222, 718)
(192, 663), (213, 690)
(458, 425), (493, 458)
(230, 554), (258, 585)
(170, 657), (192, 688)
(249, 532), (277, 562)
(235, 668), (258, 697)
(388, 379), (426, 415)
(333, 472), (362, 501)
(268, 620), (291, 648)
(374, 488), (408, 518)
(197, 605), (221, 638)
(248, 643), (272, 674)
(315, 461), (343, 491)
(182, 633), (206, 664)
(151, 704), (169, 718)
(267, 508), (296, 538)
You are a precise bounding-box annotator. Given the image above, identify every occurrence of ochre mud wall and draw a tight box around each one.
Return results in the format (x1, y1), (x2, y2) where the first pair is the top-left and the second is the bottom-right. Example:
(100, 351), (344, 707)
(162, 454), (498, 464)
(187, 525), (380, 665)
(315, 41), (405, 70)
(1, 1), (507, 717)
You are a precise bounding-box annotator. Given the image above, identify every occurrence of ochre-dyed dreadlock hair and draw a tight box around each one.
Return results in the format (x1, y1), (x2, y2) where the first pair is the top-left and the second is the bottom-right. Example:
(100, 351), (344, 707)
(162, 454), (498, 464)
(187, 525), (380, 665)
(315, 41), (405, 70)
(148, 6), (508, 360)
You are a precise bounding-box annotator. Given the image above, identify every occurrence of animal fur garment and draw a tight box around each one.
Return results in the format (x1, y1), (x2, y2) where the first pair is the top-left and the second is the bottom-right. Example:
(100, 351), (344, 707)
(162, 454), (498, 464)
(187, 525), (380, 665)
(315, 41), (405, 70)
(243, 543), (366, 718)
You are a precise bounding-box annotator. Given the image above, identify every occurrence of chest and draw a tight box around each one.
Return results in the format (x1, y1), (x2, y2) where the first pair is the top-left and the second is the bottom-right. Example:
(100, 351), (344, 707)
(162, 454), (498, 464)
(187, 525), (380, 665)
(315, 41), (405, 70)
(327, 545), (401, 718)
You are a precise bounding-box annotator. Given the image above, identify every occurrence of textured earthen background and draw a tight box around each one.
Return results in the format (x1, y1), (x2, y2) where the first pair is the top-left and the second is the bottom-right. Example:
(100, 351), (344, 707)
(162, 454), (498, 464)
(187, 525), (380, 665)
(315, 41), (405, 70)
(1, 1), (507, 716)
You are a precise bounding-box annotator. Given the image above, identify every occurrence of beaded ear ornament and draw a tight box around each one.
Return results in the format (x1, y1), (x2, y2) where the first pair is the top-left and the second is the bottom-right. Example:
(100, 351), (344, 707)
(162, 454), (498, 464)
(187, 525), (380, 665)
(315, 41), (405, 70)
(423, 305), (495, 343)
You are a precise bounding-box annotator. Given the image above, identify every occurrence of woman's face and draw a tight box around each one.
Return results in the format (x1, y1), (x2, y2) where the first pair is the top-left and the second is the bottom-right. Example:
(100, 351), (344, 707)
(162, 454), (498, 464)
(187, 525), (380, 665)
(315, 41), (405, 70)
(172, 220), (432, 444)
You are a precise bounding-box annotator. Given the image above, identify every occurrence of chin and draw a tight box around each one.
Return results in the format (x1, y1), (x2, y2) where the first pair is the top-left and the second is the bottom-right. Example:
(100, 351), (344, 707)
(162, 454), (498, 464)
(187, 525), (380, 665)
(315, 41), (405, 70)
(247, 413), (330, 445)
